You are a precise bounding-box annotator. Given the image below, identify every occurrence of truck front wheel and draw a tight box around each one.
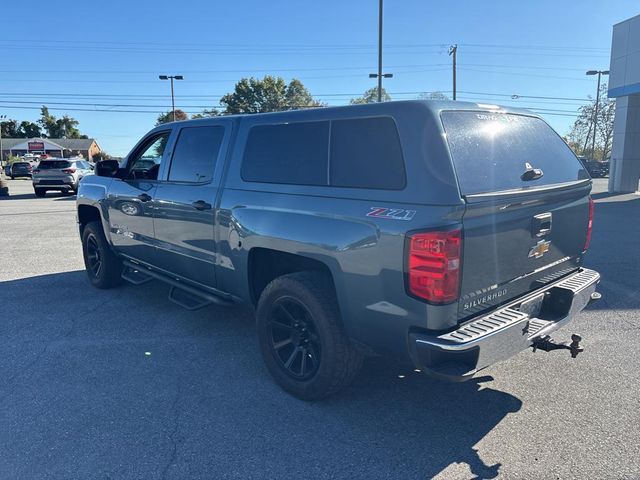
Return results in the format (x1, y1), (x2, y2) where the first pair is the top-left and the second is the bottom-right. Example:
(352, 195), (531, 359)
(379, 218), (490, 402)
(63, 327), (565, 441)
(81, 221), (123, 289)
(256, 271), (363, 400)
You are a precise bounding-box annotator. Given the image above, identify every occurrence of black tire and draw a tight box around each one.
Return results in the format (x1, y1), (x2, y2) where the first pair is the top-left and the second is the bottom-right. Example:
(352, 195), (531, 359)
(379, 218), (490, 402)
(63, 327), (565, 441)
(256, 271), (363, 400)
(34, 189), (46, 198)
(10, 176), (14, 180)
(81, 221), (123, 289)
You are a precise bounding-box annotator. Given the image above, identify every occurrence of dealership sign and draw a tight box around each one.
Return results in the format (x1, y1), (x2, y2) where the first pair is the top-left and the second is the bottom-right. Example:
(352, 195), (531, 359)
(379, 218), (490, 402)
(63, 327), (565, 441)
(28, 141), (45, 151)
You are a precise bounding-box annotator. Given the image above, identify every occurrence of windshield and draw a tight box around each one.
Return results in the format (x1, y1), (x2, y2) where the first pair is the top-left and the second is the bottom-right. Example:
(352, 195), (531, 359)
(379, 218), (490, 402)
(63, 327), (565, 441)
(441, 111), (588, 195)
(38, 161), (72, 169)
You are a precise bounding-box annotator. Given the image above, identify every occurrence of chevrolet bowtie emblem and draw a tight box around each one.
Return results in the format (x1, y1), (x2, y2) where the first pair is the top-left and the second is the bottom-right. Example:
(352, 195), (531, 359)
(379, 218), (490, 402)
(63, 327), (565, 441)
(528, 239), (551, 258)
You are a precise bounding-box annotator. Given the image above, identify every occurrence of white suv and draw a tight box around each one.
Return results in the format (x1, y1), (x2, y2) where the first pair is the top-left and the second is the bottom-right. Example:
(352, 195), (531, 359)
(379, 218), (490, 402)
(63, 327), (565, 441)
(32, 158), (93, 197)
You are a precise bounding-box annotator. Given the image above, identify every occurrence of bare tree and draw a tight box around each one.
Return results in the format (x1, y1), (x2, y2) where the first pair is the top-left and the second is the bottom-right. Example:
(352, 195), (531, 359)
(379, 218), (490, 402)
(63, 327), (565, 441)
(566, 83), (615, 161)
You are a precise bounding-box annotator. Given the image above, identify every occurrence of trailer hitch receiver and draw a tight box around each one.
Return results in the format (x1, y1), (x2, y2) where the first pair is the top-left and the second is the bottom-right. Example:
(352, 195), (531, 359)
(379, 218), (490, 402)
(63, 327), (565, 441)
(532, 334), (584, 358)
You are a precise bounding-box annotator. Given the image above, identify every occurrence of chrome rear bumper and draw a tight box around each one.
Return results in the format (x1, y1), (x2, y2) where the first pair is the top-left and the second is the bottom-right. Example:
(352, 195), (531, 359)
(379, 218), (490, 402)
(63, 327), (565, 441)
(409, 268), (600, 380)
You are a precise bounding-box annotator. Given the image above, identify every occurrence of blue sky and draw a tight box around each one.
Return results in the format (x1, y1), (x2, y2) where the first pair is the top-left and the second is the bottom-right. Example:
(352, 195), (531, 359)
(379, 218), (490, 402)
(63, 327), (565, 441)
(0, 0), (637, 156)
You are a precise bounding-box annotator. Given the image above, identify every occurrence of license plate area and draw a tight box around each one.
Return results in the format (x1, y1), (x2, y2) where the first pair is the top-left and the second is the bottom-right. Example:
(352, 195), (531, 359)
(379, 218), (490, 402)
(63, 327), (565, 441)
(518, 293), (545, 318)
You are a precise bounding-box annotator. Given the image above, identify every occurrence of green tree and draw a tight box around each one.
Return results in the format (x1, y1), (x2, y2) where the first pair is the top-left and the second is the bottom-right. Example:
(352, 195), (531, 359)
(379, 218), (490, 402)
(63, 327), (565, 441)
(91, 151), (110, 162)
(37, 106), (86, 138)
(191, 108), (220, 119)
(566, 83), (615, 161)
(19, 121), (42, 138)
(0, 119), (20, 138)
(220, 76), (324, 114)
(38, 106), (57, 137)
(155, 109), (189, 125)
(0, 119), (43, 138)
(349, 87), (391, 104)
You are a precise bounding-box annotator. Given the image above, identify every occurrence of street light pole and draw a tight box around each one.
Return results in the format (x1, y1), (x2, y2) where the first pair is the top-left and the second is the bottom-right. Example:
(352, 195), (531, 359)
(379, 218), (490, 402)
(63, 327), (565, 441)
(159, 75), (184, 121)
(449, 45), (458, 100)
(368, 0), (392, 102)
(586, 69), (609, 160)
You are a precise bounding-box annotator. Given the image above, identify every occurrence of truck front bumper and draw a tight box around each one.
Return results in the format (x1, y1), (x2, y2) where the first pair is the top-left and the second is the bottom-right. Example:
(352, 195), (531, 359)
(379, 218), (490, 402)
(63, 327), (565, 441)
(408, 268), (600, 381)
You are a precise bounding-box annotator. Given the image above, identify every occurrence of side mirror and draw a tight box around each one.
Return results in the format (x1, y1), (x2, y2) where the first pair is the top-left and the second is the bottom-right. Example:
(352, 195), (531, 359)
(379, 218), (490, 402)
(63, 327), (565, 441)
(95, 160), (120, 177)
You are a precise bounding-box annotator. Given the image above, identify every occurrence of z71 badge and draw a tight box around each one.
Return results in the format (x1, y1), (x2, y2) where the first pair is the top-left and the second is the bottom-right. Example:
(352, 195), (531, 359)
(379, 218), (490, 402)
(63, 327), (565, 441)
(366, 207), (416, 221)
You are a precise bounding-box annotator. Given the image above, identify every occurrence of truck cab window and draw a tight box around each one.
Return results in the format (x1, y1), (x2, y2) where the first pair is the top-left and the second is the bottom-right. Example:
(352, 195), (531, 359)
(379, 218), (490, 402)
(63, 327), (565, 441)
(168, 126), (225, 183)
(128, 132), (170, 180)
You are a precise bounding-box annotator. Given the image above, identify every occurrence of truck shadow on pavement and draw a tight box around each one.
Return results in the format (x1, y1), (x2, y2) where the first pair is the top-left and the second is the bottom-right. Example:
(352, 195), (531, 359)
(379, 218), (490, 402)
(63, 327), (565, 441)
(0, 269), (522, 479)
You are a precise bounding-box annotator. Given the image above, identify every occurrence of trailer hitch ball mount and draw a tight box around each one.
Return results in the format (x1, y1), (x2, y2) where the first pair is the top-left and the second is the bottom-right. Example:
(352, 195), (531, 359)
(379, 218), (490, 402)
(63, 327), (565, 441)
(532, 334), (584, 358)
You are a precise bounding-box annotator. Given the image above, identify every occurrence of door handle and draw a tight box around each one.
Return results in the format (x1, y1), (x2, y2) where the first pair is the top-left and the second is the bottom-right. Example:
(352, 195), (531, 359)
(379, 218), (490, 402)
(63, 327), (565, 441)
(137, 193), (152, 202)
(532, 212), (552, 237)
(192, 200), (212, 211)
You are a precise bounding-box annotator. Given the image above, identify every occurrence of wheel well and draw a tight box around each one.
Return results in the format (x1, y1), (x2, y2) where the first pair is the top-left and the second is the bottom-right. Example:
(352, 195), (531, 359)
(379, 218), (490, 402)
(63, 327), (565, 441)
(248, 248), (334, 305)
(77, 205), (101, 235)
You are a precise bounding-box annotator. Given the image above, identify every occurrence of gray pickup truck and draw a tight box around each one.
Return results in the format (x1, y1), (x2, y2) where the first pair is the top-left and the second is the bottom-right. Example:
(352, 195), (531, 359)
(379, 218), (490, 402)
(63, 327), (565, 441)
(77, 100), (600, 399)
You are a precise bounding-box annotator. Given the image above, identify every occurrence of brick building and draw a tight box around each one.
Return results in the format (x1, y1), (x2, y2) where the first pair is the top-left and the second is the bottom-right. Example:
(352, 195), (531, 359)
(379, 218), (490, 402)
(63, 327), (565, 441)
(0, 137), (101, 162)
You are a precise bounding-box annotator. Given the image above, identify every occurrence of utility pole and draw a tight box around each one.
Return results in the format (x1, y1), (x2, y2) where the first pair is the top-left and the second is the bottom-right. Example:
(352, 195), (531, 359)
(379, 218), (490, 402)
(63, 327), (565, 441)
(369, 0), (392, 102)
(0, 114), (6, 170)
(449, 45), (458, 100)
(377, 0), (383, 102)
(585, 69), (609, 160)
(159, 75), (184, 121)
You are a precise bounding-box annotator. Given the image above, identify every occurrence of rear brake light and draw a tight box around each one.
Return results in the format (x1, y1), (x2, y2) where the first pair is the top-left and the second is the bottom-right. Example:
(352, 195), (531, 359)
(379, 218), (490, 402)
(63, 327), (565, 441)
(584, 197), (594, 251)
(62, 168), (76, 174)
(407, 228), (462, 304)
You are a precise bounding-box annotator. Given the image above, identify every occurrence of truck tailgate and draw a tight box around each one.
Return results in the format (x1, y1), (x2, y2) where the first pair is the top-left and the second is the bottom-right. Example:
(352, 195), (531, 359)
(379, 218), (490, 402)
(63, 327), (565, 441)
(459, 185), (590, 318)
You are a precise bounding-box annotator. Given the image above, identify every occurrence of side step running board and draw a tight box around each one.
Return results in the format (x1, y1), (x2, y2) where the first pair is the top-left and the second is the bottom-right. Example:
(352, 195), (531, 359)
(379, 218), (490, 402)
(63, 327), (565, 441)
(168, 286), (212, 311)
(121, 260), (234, 310)
(122, 266), (154, 285)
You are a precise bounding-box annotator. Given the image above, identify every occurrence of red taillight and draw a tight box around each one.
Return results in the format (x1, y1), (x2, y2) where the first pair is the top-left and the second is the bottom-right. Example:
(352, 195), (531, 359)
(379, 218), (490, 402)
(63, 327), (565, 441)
(62, 168), (76, 174)
(407, 229), (462, 304)
(584, 197), (594, 251)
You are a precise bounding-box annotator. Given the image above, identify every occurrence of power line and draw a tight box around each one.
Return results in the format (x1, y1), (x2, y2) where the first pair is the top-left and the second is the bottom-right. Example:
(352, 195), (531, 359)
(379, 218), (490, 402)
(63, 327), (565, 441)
(0, 62), (596, 75)
(0, 67), (450, 85)
(0, 90), (593, 102)
(457, 67), (593, 81)
(0, 38), (609, 52)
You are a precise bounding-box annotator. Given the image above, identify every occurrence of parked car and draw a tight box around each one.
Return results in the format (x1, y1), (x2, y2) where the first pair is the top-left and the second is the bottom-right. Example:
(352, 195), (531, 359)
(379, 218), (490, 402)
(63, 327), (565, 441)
(9, 162), (33, 179)
(585, 160), (609, 178)
(77, 101), (600, 400)
(32, 158), (93, 197)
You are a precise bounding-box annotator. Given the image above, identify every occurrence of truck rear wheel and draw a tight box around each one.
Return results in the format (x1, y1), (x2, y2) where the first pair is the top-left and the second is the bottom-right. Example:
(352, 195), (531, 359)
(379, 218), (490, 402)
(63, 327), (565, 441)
(256, 271), (363, 400)
(82, 221), (123, 289)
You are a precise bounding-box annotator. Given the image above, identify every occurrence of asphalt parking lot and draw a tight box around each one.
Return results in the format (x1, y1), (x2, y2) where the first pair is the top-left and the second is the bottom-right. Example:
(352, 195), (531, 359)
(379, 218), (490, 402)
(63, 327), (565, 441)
(0, 177), (638, 479)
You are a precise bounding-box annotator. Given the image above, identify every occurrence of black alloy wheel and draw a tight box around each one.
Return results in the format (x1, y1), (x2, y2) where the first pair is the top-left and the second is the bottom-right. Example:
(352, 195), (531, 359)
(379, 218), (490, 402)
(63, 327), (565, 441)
(81, 221), (123, 289)
(268, 297), (321, 380)
(256, 271), (364, 400)
(85, 233), (102, 279)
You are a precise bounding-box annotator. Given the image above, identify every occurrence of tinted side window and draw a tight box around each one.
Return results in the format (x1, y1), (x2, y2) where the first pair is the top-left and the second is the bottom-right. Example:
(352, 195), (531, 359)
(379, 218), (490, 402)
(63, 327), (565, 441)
(329, 117), (406, 189)
(168, 126), (225, 183)
(242, 121), (329, 185)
